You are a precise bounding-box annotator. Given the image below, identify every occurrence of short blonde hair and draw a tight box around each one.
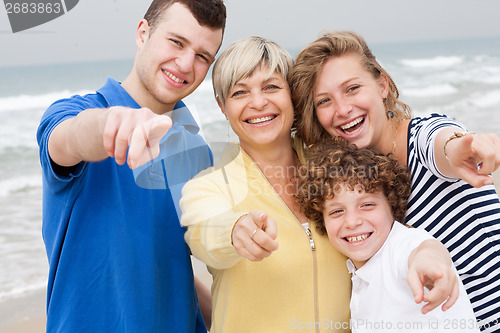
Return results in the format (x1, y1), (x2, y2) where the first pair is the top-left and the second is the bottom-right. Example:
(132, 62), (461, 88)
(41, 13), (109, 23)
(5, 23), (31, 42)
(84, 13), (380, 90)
(290, 31), (412, 145)
(212, 36), (294, 105)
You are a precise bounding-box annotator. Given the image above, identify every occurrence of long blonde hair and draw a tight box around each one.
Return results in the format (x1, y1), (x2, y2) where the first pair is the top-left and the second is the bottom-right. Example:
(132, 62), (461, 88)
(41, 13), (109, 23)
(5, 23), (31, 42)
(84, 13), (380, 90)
(290, 31), (411, 144)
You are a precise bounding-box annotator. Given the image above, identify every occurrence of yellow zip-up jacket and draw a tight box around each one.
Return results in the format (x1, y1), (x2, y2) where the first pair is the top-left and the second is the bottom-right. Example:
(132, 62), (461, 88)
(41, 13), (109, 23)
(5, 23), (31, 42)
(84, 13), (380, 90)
(180, 143), (351, 333)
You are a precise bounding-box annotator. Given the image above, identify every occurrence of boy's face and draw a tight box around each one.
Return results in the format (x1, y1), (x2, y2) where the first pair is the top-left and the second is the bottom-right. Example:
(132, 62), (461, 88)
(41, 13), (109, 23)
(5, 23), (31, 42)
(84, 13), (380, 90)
(322, 185), (394, 269)
(134, 2), (223, 112)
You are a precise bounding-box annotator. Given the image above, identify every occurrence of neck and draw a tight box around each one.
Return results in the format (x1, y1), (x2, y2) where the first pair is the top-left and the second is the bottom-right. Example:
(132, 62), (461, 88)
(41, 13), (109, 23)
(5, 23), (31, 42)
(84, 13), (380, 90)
(121, 71), (176, 115)
(377, 119), (409, 166)
(242, 138), (297, 181)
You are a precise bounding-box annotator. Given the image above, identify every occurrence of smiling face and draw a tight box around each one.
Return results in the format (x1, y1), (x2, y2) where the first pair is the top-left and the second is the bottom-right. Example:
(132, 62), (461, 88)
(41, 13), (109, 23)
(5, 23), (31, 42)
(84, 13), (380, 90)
(323, 186), (394, 269)
(219, 65), (294, 155)
(130, 3), (223, 113)
(314, 54), (390, 151)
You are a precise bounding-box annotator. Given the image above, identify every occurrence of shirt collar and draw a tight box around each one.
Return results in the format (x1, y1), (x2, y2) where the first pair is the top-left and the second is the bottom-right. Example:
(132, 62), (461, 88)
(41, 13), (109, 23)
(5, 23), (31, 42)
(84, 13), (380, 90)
(97, 77), (140, 108)
(345, 222), (399, 283)
(346, 259), (357, 274)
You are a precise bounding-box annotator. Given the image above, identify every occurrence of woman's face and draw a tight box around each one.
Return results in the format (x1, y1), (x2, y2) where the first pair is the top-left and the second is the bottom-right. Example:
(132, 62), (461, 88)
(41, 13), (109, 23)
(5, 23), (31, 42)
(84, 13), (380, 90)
(220, 65), (294, 153)
(313, 54), (389, 150)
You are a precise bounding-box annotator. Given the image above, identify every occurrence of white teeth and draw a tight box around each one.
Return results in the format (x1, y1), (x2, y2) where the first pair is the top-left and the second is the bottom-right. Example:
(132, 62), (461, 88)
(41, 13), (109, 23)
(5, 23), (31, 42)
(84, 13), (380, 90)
(346, 234), (369, 243)
(340, 117), (363, 131)
(247, 115), (275, 124)
(163, 70), (185, 83)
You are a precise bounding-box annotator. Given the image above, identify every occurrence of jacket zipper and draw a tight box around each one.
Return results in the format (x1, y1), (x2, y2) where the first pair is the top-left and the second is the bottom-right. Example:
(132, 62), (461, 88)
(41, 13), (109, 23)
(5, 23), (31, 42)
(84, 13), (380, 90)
(249, 153), (321, 332)
(305, 227), (320, 333)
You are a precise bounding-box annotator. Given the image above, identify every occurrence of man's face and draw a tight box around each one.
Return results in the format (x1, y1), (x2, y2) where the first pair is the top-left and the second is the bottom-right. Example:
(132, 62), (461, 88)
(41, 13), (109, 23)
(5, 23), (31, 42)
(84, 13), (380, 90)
(134, 3), (223, 113)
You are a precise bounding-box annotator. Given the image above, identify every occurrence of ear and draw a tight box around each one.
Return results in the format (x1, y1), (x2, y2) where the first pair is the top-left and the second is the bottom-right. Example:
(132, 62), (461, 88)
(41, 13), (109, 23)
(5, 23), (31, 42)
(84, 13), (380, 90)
(378, 73), (390, 99)
(136, 19), (150, 49)
(217, 97), (228, 120)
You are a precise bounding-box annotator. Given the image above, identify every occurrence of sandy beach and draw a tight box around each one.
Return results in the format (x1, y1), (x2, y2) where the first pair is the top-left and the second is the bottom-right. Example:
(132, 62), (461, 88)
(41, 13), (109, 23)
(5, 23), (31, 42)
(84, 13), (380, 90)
(0, 257), (213, 333)
(2, 170), (499, 333)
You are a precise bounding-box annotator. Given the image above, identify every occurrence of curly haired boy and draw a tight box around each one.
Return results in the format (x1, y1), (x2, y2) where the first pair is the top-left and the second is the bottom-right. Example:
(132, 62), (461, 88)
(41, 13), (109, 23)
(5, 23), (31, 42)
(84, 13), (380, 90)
(296, 138), (478, 332)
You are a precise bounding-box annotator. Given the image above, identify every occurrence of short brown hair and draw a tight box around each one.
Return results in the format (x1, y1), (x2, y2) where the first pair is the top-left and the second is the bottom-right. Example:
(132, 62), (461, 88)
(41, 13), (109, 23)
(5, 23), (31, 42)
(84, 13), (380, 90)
(144, 0), (226, 33)
(290, 31), (411, 145)
(295, 137), (411, 234)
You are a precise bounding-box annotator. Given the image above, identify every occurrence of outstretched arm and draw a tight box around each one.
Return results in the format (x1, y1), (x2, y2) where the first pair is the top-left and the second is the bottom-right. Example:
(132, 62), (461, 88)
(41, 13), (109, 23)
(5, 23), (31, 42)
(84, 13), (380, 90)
(407, 239), (459, 314)
(48, 106), (172, 168)
(435, 127), (500, 187)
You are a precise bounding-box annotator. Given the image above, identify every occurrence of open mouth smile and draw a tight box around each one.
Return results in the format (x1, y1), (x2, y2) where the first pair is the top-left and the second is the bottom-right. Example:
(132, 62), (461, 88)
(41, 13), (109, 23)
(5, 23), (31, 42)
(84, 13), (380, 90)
(162, 70), (187, 84)
(339, 116), (365, 135)
(344, 232), (372, 243)
(245, 115), (277, 124)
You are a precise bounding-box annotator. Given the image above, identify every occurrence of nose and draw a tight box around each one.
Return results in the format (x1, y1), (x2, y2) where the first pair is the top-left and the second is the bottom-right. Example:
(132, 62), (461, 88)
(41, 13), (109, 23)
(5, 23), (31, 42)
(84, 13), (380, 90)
(344, 211), (363, 229)
(249, 91), (268, 110)
(175, 51), (196, 74)
(334, 96), (352, 118)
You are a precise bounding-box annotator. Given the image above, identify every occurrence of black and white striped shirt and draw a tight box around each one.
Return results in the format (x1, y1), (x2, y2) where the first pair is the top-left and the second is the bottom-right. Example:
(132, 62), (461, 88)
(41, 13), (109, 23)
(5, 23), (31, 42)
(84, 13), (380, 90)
(406, 114), (500, 332)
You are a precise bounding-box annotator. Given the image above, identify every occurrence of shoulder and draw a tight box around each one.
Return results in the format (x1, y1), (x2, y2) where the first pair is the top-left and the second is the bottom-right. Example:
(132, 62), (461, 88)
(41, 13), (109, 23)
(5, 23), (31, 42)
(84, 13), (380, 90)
(409, 113), (466, 133)
(390, 222), (433, 244)
(182, 143), (244, 192)
(382, 223), (433, 266)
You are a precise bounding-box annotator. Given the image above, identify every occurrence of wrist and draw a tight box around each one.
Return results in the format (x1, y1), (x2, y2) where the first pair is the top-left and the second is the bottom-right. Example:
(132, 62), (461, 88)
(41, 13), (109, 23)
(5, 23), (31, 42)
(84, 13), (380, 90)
(231, 213), (249, 245)
(443, 132), (475, 160)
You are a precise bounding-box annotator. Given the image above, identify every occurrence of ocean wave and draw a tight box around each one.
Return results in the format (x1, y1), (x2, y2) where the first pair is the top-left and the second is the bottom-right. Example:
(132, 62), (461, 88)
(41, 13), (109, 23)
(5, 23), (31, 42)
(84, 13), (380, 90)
(0, 176), (42, 198)
(400, 56), (464, 68)
(470, 90), (500, 108)
(0, 278), (46, 302)
(0, 90), (92, 113)
(401, 84), (458, 97)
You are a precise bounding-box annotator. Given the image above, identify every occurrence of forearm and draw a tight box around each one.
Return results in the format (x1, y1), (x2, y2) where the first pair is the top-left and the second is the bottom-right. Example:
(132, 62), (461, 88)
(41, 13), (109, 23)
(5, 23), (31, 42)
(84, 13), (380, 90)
(48, 107), (110, 167)
(181, 177), (246, 269)
(434, 126), (464, 178)
(184, 212), (244, 269)
(409, 239), (452, 268)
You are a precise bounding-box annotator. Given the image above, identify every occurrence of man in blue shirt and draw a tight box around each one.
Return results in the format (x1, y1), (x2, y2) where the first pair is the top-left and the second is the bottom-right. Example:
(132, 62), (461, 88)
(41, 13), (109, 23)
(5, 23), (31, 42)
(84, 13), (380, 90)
(36, 1), (226, 331)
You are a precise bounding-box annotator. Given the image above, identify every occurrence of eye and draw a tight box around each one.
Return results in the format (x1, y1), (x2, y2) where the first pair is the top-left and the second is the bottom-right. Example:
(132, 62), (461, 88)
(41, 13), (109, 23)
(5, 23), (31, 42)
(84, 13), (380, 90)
(230, 90), (245, 98)
(170, 39), (183, 47)
(316, 97), (331, 107)
(264, 84), (280, 91)
(196, 53), (210, 64)
(328, 208), (344, 216)
(361, 202), (376, 209)
(347, 85), (360, 93)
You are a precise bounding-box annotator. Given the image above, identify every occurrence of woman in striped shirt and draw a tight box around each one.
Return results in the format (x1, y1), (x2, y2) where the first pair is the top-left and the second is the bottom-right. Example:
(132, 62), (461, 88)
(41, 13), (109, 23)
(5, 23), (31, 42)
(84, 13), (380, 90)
(290, 30), (500, 332)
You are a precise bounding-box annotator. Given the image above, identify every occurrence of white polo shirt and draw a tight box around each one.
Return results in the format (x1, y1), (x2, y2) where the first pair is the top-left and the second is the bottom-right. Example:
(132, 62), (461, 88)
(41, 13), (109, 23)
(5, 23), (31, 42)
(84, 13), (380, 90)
(348, 222), (479, 333)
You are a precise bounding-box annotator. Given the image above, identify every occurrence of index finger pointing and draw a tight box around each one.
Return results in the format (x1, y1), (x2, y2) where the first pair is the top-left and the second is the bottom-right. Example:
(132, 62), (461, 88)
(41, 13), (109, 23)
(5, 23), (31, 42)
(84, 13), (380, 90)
(264, 216), (277, 240)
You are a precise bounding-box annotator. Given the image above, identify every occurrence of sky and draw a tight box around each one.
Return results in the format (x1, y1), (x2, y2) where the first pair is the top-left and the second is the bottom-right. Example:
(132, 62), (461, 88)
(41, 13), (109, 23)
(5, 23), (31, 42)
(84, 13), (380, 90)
(1, 0), (500, 67)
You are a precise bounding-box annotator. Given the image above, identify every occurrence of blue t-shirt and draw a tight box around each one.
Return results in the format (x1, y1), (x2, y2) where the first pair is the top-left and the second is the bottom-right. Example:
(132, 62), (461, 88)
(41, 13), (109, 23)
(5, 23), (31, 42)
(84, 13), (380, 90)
(36, 77), (211, 332)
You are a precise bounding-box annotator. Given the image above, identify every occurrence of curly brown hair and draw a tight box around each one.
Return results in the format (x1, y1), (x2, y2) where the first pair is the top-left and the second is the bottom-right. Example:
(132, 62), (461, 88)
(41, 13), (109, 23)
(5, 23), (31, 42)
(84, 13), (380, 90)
(295, 137), (411, 234)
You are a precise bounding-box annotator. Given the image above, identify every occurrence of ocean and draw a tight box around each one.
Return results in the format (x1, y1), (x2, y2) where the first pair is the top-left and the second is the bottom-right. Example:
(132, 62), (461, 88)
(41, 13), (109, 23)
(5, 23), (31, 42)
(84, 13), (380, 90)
(0, 36), (499, 324)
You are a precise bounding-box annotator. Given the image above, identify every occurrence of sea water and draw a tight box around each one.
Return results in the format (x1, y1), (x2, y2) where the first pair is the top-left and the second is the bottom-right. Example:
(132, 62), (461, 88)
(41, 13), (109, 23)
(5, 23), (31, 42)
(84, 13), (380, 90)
(0, 36), (499, 322)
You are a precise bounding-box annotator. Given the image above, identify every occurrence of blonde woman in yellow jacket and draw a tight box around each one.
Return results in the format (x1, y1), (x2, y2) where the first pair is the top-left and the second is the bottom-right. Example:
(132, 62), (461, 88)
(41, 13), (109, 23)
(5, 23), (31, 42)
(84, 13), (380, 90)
(180, 36), (350, 333)
(180, 36), (459, 333)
